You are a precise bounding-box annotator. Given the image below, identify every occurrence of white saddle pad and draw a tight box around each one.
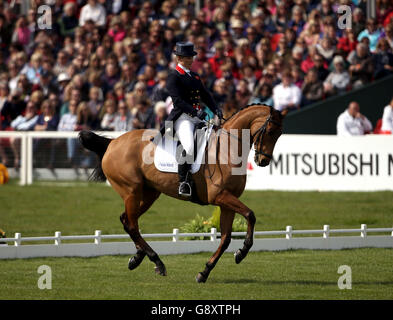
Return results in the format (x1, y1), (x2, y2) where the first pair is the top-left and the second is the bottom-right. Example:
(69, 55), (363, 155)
(154, 125), (213, 173)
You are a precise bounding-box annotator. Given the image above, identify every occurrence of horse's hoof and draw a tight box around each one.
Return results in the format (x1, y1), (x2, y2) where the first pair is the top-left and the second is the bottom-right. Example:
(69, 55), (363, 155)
(234, 249), (244, 264)
(154, 265), (167, 276)
(128, 257), (141, 270)
(196, 272), (207, 283)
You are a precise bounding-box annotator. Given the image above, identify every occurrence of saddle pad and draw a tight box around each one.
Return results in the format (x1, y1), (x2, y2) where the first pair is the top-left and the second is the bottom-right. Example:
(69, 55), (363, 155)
(154, 125), (213, 173)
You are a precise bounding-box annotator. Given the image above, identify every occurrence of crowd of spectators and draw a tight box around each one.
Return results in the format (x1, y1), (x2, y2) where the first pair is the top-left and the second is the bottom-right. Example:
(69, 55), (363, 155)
(1, 0), (393, 168)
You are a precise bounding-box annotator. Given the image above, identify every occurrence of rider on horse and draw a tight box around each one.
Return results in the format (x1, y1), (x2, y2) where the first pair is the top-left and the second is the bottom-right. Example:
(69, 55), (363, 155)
(163, 42), (223, 198)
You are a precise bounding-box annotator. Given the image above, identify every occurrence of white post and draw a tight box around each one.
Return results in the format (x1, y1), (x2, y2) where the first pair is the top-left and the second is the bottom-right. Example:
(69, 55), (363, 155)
(94, 230), (101, 244)
(14, 233), (21, 246)
(286, 226), (292, 239)
(172, 228), (179, 242)
(210, 228), (217, 241)
(54, 231), (61, 245)
(26, 134), (33, 185)
(361, 224), (367, 238)
(19, 134), (27, 186)
(323, 225), (330, 238)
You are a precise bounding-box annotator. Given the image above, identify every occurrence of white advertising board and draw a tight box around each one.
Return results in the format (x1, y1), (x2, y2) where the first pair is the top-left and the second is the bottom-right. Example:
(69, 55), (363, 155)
(246, 135), (393, 191)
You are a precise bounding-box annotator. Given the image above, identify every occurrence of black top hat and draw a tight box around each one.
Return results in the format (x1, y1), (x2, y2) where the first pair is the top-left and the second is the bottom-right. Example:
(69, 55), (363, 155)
(173, 42), (197, 57)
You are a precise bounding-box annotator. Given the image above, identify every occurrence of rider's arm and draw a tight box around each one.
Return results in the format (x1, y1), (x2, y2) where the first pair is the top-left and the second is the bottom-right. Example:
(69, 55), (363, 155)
(166, 73), (198, 117)
(199, 82), (218, 114)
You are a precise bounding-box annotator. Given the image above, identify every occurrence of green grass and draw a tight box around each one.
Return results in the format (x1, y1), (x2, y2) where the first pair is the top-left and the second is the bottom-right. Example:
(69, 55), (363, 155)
(1, 183), (393, 236)
(0, 183), (392, 299)
(1, 249), (392, 299)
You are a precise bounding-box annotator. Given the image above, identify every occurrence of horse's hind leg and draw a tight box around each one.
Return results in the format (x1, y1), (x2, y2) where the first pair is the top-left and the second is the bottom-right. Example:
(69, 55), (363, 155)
(120, 212), (146, 270)
(121, 189), (165, 275)
(196, 207), (235, 283)
(214, 190), (256, 265)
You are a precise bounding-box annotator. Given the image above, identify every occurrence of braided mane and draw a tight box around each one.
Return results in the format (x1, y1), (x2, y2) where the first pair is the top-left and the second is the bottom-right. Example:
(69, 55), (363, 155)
(223, 103), (271, 123)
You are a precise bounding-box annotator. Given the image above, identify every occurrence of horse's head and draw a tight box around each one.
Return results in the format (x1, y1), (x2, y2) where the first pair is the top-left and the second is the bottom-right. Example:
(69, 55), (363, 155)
(251, 106), (288, 167)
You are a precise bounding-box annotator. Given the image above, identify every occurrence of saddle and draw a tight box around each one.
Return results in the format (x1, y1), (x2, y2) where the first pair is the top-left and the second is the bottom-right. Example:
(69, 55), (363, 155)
(153, 123), (213, 174)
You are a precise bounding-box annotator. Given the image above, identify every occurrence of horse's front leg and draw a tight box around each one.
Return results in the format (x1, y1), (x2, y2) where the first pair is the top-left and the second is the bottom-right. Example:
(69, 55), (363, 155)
(214, 189), (256, 264)
(196, 207), (235, 283)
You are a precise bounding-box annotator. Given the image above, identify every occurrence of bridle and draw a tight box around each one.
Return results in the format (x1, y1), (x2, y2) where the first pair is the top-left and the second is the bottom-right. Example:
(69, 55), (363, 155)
(205, 105), (281, 183)
(251, 106), (281, 159)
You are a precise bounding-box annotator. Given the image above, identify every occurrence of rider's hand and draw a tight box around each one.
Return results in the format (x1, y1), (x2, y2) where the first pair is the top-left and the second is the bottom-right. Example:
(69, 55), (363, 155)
(196, 109), (207, 120)
(216, 108), (223, 120)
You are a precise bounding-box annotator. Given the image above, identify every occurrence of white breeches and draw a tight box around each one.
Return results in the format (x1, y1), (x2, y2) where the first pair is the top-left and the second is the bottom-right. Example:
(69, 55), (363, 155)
(174, 113), (202, 155)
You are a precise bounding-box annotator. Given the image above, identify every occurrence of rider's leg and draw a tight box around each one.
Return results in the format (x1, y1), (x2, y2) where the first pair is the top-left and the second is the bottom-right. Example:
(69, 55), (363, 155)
(174, 114), (196, 197)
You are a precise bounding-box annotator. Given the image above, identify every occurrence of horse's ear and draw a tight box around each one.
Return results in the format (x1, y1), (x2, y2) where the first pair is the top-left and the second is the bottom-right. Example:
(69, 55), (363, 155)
(280, 109), (289, 118)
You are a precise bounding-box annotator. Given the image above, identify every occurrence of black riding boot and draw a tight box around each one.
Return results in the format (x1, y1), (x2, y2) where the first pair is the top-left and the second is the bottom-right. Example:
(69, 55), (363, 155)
(178, 162), (192, 197)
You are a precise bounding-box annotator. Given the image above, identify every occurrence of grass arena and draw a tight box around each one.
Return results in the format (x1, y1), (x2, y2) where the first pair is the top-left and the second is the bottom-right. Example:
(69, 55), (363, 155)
(1, 0), (393, 303)
(1, 182), (392, 300)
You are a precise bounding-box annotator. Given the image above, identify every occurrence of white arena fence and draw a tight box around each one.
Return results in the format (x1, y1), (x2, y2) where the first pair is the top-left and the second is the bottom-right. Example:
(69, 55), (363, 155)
(0, 131), (124, 185)
(0, 225), (392, 259)
(0, 131), (392, 191)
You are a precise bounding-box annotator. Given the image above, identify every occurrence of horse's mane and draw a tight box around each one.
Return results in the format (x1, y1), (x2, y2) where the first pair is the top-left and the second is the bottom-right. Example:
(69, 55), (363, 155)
(223, 103), (270, 124)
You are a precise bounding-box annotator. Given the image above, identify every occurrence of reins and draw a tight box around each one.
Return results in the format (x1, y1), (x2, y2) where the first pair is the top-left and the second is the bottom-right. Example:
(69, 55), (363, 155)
(204, 104), (280, 183)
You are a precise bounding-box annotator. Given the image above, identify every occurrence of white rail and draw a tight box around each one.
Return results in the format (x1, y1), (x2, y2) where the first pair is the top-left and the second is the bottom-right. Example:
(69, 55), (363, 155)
(0, 131), (126, 185)
(1, 225), (392, 259)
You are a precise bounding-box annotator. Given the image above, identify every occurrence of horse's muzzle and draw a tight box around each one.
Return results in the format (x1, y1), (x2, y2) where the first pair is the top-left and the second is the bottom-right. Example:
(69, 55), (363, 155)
(255, 155), (270, 167)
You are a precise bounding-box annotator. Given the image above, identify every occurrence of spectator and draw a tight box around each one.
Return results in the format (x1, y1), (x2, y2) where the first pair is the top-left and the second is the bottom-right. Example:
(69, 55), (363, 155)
(272, 70), (302, 112)
(288, 5), (306, 36)
(382, 23), (393, 49)
(324, 55), (351, 96)
(11, 17), (31, 48)
(381, 97), (393, 133)
(107, 16), (126, 43)
(79, 0), (106, 28)
(316, 37), (336, 63)
(352, 8), (366, 37)
(235, 79), (252, 107)
(337, 29), (358, 58)
(357, 18), (382, 52)
(372, 38), (393, 79)
(0, 88), (26, 130)
(76, 101), (98, 131)
(249, 83), (274, 106)
(25, 53), (43, 85)
(9, 101), (38, 167)
(58, 2), (78, 37)
(336, 101), (373, 136)
(153, 101), (168, 130)
(100, 99), (117, 130)
(347, 43), (374, 88)
(151, 71), (169, 103)
(58, 99), (79, 166)
(33, 99), (59, 168)
(87, 86), (103, 119)
(212, 78), (229, 108)
(301, 68), (324, 106)
(113, 100), (133, 132)
(132, 99), (155, 130)
(101, 62), (120, 94)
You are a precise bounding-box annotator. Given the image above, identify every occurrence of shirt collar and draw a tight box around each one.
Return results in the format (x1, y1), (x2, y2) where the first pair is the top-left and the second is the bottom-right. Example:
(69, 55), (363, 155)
(177, 63), (191, 74)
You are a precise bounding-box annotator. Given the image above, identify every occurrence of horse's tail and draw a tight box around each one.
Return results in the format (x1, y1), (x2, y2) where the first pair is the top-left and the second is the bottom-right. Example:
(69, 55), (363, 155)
(79, 130), (112, 182)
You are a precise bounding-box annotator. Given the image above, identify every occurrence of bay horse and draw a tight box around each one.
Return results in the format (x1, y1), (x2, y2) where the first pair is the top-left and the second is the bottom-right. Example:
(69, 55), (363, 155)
(79, 104), (287, 283)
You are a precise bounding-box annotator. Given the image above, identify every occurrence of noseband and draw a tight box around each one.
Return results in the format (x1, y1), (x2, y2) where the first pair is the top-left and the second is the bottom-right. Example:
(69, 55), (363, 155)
(251, 106), (281, 159)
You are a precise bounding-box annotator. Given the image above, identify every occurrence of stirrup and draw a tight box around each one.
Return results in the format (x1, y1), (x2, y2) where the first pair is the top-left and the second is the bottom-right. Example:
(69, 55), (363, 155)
(178, 181), (192, 197)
